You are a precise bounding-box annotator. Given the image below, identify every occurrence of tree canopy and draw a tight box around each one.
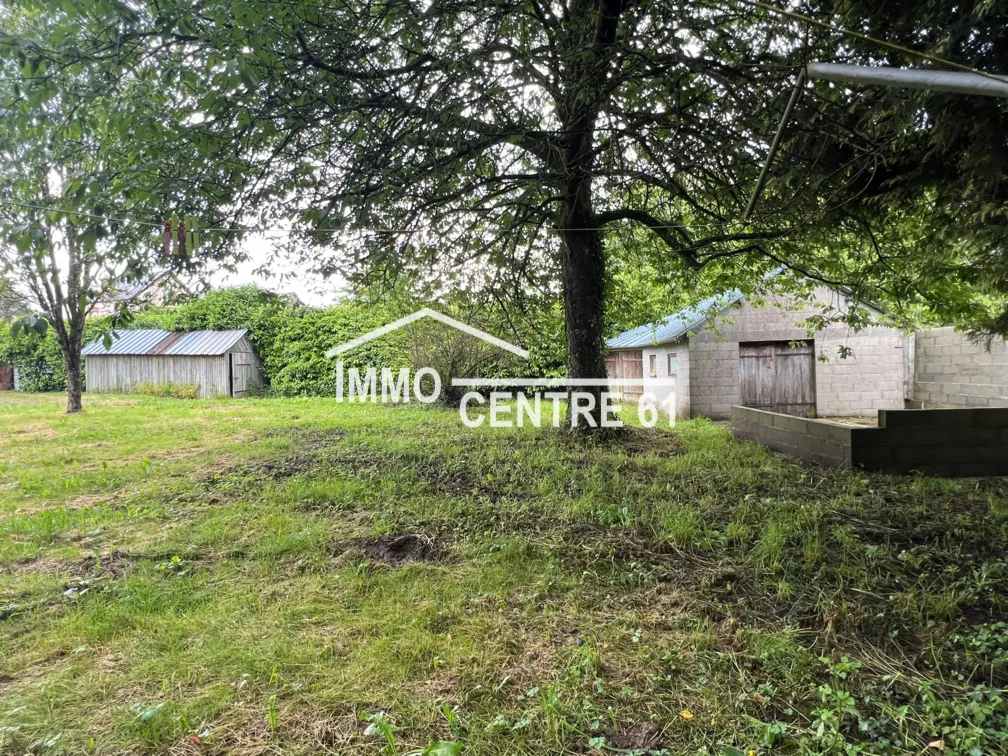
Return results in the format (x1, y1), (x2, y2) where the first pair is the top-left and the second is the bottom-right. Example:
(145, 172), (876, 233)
(2, 0), (1005, 406)
(0, 2), (247, 410)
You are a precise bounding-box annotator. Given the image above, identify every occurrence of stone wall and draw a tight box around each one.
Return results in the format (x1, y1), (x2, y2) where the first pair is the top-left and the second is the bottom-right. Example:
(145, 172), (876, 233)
(913, 327), (1008, 408)
(690, 288), (908, 418)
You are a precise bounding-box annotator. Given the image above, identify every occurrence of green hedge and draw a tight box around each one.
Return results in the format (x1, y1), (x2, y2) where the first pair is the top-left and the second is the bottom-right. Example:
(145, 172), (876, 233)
(3, 286), (564, 397)
(0, 325), (67, 392)
(126, 286), (412, 397)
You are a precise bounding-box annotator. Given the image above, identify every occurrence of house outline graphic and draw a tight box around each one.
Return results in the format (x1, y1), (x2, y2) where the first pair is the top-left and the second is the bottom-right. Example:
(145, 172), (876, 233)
(324, 307), (530, 359)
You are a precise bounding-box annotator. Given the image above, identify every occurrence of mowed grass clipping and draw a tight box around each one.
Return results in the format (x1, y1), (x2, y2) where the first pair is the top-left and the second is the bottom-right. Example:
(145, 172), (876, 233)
(1, 393), (1007, 755)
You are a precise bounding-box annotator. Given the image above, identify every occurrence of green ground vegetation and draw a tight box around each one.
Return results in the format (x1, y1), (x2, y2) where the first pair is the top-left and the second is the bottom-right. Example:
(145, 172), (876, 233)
(1, 394), (1006, 755)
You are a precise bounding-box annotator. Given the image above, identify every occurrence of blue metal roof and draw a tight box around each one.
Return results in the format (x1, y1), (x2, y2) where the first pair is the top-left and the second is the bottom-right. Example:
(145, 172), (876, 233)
(82, 329), (248, 357)
(81, 329), (171, 356)
(607, 290), (744, 349)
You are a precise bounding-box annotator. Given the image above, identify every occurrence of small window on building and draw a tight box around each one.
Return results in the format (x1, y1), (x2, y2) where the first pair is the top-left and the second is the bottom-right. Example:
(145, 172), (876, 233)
(667, 353), (677, 377)
(648, 354), (656, 377)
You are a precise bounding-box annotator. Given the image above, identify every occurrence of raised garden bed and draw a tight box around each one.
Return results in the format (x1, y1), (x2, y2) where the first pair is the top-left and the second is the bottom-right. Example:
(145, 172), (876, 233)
(731, 405), (1008, 476)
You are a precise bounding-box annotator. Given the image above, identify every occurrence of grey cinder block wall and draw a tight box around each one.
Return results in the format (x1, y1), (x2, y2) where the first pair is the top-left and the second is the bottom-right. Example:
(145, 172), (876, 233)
(914, 327), (1008, 408)
(731, 405), (1008, 476)
(689, 288), (908, 419)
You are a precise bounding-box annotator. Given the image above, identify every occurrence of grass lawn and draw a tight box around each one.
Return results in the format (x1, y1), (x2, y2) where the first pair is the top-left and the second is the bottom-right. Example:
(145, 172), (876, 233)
(1, 393), (1007, 755)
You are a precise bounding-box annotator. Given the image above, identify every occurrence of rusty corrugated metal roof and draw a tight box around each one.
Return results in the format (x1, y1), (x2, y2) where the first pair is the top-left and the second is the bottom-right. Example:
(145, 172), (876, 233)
(82, 329), (249, 357)
(161, 329), (248, 356)
(148, 332), (185, 355)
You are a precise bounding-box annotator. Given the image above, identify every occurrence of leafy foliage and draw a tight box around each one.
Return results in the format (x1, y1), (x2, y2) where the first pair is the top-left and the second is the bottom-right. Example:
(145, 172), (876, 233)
(0, 274), (29, 320)
(132, 286), (413, 397)
(795, 0), (1008, 336)
(3, 285), (567, 397)
(0, 323), (64, 391)
(0, 2), (245, 411)
(4, 0), (1005, 407)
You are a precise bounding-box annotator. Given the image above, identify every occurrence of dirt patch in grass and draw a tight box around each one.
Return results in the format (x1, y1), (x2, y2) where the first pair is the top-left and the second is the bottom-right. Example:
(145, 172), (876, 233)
(262, 426), (348, 446)
(69, 550), (143, 580)
(65, 494), (108, 510)
(15, 548), (213, 583)
(247, 453), (321, 481)
(10, 423), (55, 440)
(205, 702), (359, 754)
(611, 426), (685, 457)
(358, 533), (440, 566)
(574, 722), (663, 753)
(208, 427), (350, 487)
(6, 553), (72, 577)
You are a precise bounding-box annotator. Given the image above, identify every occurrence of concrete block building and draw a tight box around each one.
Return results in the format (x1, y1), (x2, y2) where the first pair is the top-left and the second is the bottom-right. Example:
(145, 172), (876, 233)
(606, 285), (911, 420)
(912, 327), (1008, 408)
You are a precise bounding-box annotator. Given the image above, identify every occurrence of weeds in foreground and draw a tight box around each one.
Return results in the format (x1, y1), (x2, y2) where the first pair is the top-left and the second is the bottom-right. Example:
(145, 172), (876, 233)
(364, 712), (461, 756)
(0, 394), (1006, 754)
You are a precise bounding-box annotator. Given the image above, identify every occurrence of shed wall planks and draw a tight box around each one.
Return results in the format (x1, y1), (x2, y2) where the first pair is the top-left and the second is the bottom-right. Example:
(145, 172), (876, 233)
(84, 331), (264, 399)
(86, 355), (232, 398)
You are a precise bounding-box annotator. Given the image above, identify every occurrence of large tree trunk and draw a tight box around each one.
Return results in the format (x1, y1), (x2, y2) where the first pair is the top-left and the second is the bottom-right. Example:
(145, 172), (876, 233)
(559, 194), (608, 429)
(553, 0), (623, 430)
(560, 228), (607, 381)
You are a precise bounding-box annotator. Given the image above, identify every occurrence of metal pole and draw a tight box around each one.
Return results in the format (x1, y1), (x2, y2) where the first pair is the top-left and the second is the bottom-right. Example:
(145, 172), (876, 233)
(743, 67), (807, 223)
(742, 62), (1008, 223)
(806, 62), (1008, 99)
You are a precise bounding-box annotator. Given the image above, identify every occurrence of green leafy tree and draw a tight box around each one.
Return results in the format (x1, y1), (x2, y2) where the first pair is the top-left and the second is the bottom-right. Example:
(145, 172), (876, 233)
(790, 0), (1008, 337)
(0, 5), (241, 411)
(0, 9), (155, 410)
(7, 0), (1004, 424)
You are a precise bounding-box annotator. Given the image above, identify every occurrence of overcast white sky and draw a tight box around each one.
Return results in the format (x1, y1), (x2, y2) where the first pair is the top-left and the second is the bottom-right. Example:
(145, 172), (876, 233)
(206, 233), (347, 308)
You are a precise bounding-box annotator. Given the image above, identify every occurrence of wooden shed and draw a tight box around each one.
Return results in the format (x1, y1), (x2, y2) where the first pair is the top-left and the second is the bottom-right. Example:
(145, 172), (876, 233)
(82, 329), (263, 398)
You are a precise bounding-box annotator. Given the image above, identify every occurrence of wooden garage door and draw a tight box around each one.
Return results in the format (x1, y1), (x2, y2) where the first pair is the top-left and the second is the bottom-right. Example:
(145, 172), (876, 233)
(604, 350), (644, 402)
(739, 341), (816, 417)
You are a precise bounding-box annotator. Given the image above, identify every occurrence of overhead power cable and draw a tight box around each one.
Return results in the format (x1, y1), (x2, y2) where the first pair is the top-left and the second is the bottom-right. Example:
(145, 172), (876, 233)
(0, 198), (730, 235)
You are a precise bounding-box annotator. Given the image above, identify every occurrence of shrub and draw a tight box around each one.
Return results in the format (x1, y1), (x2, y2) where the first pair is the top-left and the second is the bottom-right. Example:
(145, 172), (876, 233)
(0, 326), (67, 392)
(130, 286), (411, 397)
(4, 284), (566, 397)
(265, 304), (410, 396)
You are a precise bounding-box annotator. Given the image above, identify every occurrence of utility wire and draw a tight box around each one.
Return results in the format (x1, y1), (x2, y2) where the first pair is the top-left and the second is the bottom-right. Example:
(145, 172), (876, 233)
(0, 198), (731, 235)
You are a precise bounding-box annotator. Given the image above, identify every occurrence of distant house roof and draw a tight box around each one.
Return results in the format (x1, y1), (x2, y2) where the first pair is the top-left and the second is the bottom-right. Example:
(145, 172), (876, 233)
(109, 270), (185, 303)
(82, 329), (249, 357)
(607, 290), (745, 349)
